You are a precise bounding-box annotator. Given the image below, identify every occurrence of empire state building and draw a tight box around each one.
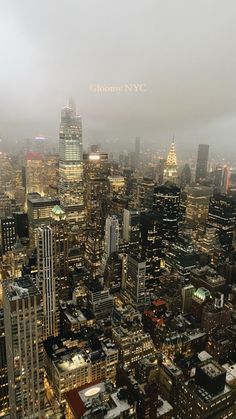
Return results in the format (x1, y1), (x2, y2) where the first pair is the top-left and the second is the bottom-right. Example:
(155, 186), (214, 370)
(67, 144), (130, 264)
(59, 100), (84, 223)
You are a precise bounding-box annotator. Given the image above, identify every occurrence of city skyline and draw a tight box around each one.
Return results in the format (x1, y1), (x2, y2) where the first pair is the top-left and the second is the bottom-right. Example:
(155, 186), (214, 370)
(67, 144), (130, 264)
(1, 2), (236, 419)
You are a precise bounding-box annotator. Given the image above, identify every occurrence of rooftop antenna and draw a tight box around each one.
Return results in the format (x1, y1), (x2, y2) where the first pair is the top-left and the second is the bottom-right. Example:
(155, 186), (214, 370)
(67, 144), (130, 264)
(68, 97), (76, 113)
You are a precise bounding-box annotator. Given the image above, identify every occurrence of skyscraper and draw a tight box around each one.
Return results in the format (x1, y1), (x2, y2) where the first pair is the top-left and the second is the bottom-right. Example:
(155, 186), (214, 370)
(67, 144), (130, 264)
(3, 277), (44, 418)
(214, 165), (230, 193)
(123, 208), (140, 254)
(163, 141), (178, 184)
(59, 101), (84, 223)
(185, 186), (212, 227)
(100, 215), (119, 274)
(124, 254), (148, 308)
(104, 215), (119, 259)
(50, 205), (70, 300)
(180, 164), (191, 188)
(207, 193), (236, 251)
(83, 148), (109, 230)
(153, 183), (180, 243)
(195, 144), (209, 183)
(140, 211), (163, 280)
(37, 226), (58, 339)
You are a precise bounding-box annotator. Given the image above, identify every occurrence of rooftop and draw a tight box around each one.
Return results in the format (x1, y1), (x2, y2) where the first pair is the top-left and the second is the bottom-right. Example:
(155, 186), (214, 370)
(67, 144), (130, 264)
(3, 276), (40, 301)
(44, 331), (117, 374)
(201, 362), (224, 378)
(27, 193), (59, 204)
(66, 381), (132, 419)
(156, 397), (173, 417)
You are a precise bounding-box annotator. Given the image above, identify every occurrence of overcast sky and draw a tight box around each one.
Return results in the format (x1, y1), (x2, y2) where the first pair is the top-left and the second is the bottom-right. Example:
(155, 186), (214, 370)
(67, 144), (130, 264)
(0, 0), (236, 155)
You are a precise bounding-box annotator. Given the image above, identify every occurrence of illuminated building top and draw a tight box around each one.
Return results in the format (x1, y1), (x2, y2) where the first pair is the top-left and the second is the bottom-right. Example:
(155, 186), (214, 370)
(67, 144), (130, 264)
(166, 141), (177, 167)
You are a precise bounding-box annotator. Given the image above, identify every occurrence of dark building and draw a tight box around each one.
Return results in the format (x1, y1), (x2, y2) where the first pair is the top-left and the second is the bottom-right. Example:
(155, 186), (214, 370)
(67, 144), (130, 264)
(153, 183), (180, 244)
(123, 208), (140, 255)
(13, 211), (28, 238)
(177, 359), (236, 418)
(1, 217), (16, 254)
(140, 211), (164, 280)
(165, 235), (199, 277)
(27, 193), (60, 245)
(137, 177), (155, 211)
(104, 252), (122, 293)
(84, 229), (103, 277)
(195, 360), (226, 395)
(208, 193), (236, 251)
(195, 144), (209, 183)
(201, 302), (231, 334)
(180, 163), (191, 188)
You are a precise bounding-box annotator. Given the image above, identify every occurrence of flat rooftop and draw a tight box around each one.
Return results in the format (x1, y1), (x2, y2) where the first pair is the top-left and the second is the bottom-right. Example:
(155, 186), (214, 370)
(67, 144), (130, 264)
(3, 276), (40, 301)
(156, 397), (173, 417)
(66, 382), (131, 419)
(201, 362), (224, 378)
(44, 332), (116, 373)
(27, 193), (59, 204)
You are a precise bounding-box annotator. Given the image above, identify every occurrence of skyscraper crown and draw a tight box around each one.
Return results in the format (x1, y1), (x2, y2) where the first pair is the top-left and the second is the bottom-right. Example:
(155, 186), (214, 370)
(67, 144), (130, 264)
(166, 141), (177, 166)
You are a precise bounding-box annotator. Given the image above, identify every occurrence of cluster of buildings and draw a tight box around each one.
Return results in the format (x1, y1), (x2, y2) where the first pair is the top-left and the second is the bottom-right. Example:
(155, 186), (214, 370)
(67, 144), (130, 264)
(0, 101), (236, 418)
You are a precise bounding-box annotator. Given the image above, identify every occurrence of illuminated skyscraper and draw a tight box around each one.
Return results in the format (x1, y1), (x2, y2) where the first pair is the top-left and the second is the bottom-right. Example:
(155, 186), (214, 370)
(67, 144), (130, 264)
(37, 226), (58, 339)
(3, 277), (44, 418)
(83, 148), (109, 230)
(195, 144), (209, 183)
(50, 205), (70, 300)
(163, 141), (178, 184)
(59, 101), (84, 223)
(185, 186), (212, 227)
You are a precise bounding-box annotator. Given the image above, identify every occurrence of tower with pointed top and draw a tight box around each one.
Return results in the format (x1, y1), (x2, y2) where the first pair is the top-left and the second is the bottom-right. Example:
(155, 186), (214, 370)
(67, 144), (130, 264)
(163, 141), (178, 184)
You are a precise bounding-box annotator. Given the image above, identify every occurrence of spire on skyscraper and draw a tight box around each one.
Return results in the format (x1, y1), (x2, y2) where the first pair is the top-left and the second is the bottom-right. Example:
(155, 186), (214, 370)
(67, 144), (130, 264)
(163, 139), (178, 184)
(68, 97), (76, 114)
(166, 140), (177, 167)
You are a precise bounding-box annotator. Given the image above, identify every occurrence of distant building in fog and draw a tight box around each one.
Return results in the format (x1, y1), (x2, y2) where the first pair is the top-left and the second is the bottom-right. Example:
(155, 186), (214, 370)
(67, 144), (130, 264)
(195, 144), (209, 183)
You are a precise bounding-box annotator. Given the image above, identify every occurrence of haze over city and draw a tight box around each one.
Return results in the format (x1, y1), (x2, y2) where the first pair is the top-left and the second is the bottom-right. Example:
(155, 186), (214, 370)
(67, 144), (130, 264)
(0, 0), (236, 155)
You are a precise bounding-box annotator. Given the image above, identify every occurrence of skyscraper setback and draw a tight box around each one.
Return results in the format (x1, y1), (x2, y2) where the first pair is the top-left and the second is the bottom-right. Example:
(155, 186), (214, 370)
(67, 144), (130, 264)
(195, 144), (209, 183)
(59, 101), (84, 223)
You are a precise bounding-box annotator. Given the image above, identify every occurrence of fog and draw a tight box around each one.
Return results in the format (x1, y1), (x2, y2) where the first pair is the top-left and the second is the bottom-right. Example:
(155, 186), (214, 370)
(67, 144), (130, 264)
(0, 0), (236, 154)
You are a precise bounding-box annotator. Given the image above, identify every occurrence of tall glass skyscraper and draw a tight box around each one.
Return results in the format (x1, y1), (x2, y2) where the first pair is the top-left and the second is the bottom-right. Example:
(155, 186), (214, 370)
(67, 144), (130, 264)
(59, 101), (84, 223)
